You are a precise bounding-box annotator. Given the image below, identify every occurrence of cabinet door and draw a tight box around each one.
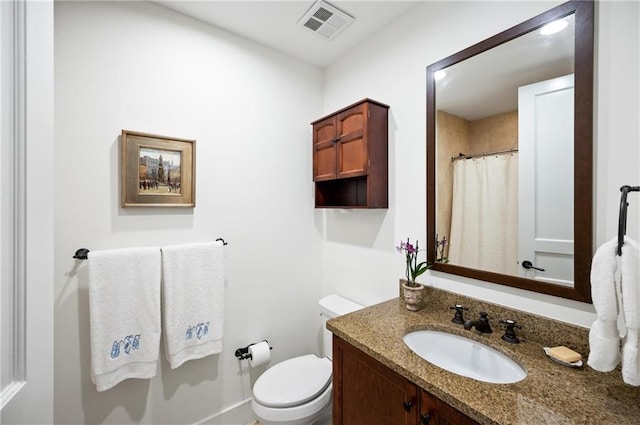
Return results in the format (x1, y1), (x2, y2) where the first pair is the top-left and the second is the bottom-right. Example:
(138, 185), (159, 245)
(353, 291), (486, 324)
(336, 103), (368, 179)
(313, 115), (337, 181)
(420, 390), (479, 425)
(333, 336), (418, 425)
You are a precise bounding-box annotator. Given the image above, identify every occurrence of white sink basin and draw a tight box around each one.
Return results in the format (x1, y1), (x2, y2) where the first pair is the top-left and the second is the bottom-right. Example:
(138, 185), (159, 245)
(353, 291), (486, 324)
(403, 330), (526, 384)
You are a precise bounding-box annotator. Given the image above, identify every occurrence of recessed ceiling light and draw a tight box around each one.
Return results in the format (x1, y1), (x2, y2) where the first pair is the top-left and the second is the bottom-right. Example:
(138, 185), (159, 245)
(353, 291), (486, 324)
(540, 19), (568, 35)
(434, 70), (447, 81)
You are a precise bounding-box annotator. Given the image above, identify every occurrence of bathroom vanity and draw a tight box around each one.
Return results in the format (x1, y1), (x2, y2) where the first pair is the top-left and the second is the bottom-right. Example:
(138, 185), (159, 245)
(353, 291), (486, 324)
(333, 335), (477, 424)
(327, 287), (640, 424)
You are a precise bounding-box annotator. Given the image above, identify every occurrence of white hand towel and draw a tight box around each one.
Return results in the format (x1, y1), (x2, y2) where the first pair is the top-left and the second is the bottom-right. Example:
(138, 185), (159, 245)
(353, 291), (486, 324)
(623, 330), (640, 386)
(621, 237), (640, 386)
(161, 241), (224, 369)
(88, 247), (162, 392)
(587, 237), (622, 372)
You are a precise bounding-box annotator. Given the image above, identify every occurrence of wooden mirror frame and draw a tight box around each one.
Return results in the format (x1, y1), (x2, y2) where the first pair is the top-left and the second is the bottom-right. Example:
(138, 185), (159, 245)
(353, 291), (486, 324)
(426, 0), (594, 303)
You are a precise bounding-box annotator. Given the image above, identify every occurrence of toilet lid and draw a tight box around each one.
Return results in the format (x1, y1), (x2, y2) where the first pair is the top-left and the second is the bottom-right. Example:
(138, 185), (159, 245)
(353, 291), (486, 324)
(253, 354), (332, 408)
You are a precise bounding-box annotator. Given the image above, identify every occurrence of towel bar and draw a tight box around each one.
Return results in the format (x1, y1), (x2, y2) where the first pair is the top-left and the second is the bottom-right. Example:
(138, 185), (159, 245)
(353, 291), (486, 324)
(73, 238), (228, 260)
(618, 186), (640, 256)
(73, 248), (90, 260)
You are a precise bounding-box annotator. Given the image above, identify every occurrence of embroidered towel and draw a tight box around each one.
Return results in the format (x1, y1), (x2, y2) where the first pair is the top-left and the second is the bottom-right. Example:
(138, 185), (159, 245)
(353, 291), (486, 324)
(88, 247), (162, 392)
(587, 237), (622, 372)
(161, 241), (224, 369)
(621, 237), (640, 386)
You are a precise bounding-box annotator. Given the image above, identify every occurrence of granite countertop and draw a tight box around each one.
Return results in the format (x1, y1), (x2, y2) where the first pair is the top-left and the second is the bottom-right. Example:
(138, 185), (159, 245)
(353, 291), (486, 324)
(326, 287), (640, 425)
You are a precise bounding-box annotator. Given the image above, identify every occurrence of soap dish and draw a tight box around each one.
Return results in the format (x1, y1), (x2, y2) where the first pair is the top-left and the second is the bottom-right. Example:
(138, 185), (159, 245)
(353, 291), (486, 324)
(543, 347), (583, 368)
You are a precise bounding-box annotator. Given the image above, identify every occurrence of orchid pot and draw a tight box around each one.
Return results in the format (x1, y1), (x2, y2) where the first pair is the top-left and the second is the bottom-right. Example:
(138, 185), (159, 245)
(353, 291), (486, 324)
(397, 238), (431, 311)
(401, 279), (424, 311)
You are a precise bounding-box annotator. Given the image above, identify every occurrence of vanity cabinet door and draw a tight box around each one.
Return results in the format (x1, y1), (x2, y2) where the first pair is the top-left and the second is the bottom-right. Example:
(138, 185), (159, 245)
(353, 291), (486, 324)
(420, 389), (479, 425)
(333, 335), (418, 425)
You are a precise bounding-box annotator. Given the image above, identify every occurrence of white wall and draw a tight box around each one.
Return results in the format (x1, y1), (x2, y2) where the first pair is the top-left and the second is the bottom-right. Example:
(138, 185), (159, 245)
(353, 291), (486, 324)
(321, 0), (640, 327)
(54, 2), (323, 424)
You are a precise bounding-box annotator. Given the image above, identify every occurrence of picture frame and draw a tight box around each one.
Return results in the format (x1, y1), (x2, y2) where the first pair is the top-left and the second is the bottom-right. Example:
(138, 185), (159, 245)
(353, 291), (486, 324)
(121, 130), (195, 208)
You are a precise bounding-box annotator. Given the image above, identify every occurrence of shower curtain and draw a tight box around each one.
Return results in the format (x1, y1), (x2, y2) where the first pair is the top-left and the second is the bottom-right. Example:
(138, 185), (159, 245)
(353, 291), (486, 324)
(448, 153), (519, 276)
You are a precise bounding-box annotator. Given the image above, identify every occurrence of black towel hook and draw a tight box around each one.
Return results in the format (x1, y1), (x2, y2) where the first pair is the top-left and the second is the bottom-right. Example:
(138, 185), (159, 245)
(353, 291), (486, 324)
(617, 185), (640, 256)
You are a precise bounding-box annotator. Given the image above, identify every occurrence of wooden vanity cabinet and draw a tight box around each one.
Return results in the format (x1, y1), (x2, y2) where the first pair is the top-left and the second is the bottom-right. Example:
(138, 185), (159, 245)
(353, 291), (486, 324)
(312, 98), (389, 208)
(420, 390), (479, 425)
(332, 335), (418, 425)
(333, 335), (479, 425)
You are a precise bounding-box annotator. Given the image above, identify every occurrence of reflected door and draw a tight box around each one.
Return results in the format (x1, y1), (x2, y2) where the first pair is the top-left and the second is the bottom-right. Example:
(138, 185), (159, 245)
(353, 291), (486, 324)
(518, 74), (574, 286)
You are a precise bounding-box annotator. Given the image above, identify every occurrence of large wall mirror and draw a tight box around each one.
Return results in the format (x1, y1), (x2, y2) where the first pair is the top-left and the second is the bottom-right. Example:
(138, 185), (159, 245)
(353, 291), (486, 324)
(426, 0), (594, 302)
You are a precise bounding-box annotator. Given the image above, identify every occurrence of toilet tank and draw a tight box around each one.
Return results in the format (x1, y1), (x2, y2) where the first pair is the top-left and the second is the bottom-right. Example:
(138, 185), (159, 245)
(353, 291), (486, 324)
(319, 294), (363, 360)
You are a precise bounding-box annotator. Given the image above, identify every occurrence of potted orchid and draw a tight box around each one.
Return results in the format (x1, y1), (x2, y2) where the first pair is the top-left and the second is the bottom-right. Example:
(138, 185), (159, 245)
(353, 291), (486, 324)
(435, 234), (449, 263)
(397, 238), (431, 310)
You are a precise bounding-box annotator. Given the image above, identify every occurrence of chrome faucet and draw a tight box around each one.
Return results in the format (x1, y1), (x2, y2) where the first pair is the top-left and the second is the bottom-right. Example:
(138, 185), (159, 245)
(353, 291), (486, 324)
(463, 311), (493, 333)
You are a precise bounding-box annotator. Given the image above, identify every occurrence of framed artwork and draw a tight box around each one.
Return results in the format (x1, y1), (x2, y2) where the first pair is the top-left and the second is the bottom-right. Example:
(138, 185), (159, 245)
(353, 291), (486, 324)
(121, 130), (195, 207)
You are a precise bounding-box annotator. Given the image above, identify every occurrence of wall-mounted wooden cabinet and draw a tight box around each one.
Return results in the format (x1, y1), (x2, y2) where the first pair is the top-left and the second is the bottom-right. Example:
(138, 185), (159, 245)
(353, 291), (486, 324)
(312, 99), (389, 208)
(332, 336), (480, 425)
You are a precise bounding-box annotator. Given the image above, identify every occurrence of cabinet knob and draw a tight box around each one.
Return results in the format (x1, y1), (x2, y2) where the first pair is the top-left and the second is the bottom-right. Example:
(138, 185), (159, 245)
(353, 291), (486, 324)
(402, 401), (414, 412)
(420, 413), (432, 424)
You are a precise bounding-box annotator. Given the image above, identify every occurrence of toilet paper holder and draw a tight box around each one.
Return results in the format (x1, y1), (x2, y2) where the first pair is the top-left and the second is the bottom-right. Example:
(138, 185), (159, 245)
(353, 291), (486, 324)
(234, 340), (272, 361)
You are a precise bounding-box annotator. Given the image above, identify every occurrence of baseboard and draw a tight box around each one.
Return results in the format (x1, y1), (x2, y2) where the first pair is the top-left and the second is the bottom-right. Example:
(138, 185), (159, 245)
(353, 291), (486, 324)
(194, 397), (255, 425)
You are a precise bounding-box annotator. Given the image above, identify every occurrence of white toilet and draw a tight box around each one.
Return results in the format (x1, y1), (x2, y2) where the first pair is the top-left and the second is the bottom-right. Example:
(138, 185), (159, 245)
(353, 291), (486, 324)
(251, 294), (363, 425)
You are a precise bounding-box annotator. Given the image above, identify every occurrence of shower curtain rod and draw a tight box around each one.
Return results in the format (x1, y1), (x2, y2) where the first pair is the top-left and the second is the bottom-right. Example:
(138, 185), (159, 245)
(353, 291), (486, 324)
(451, 148), (518, 162)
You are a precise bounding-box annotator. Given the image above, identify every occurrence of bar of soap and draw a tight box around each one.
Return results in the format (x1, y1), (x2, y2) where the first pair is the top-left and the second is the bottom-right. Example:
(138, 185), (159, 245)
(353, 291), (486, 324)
(548, 346), (582, 363)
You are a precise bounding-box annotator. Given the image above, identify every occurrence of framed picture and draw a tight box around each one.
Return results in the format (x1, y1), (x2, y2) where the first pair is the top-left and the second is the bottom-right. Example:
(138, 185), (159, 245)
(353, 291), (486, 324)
(121, 130), (195, 207)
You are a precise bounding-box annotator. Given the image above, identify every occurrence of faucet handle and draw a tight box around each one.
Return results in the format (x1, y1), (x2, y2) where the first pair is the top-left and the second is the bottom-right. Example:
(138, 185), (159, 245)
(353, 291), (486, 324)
(499, 318), (521, 328)
(450, 304), (468, 324)
(499, 319), (522, 344)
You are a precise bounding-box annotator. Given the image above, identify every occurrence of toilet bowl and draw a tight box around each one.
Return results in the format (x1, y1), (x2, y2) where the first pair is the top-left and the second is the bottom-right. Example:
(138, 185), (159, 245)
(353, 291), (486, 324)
(251, 354), (333, 425)
(250, 295), (363, 425)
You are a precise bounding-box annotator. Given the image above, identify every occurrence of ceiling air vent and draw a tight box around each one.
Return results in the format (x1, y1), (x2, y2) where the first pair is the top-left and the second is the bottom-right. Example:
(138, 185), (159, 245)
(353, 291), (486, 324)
(298, 0), (354, 40)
